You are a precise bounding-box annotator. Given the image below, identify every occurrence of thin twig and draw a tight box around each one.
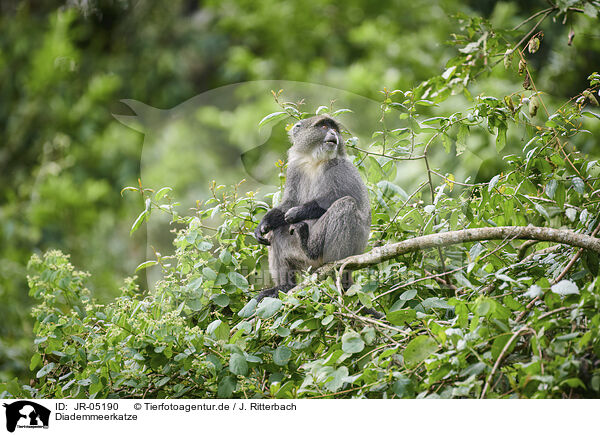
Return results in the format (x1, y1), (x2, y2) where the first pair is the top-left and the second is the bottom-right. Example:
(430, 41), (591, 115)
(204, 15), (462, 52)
(335, 311), (409, 336)
(554, 219), (600, 282)
(480, 326), (531, 398)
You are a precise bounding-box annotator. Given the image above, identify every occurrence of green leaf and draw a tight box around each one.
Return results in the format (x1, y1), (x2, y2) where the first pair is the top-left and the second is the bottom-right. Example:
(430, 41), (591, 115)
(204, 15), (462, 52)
(534, 203), (551, 221)
(459, 41), (481, 54)
(273, 346), (292, 366)
(475, 298), (493, 316)
(256, 297), (283, 319)
(461, 362), (486, 377)
(357, 292), (373, 308)
(237, 299), (257, 318)
(341, 331), (365, 354)
(219, 250), (232, 265)
(258, 111), (288, 127)
(30, 353), (42, 371)
(583, 251), (599, 276)
(387, 309), (416, 326)
(332, 108), (353, 117)
(218, 376), (237, 398)
(207, 319), (230, 341)
(525, 284), (542, 298)
(188, 277), (203, 291)
(215, 274), (228, 285)
(403, 336), (438, 368)
(551, 280), (579, 295)
(392, 376), (414, 398)
(197, 240), (213, 251)
(496, 124), (507, 152)
(130, 209), (148, 235)
(421, 116), (445, 125)
(212, 294), (230, 308)
(155, 377), (171, 387)
(456, 123), (469, 155)
(421, 297), (452, 310)
(325, 366), (349, 392)
(362, 327), (376, 345)
(135, 260), (158, 272)
(321, 315), (334, 326)
(206, 354), (222, 372)
(154, 187), (172, 201)
(120, 186), (138, 196)
(555, 182), (565, 209)
(89, 380), (103, 397)
(202, 267), (217, 280)
(36, 362), (56, 378)
(582, 111), (600, 120)
(408, 117), (421, 133)
(488, 174), (500, 193)
(546, 179), (557, 199)
(227, 272), (248, 290)
(378, 181), (408, 200)
(400, 289), (417, 300)
(491, 335), (515, 360)
(229, 353), (248, 376)
(583, 2), (598, 17)
(572, 177), (585, 194)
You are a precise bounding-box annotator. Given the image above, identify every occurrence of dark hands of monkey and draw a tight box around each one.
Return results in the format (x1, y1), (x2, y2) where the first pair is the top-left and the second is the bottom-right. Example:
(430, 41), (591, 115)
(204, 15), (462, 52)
(253, 115), (371, 302)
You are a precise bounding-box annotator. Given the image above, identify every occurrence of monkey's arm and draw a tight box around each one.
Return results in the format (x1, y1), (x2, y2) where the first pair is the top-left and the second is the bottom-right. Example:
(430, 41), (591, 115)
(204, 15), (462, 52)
(284, 200), (327, 223)
(254, 168), (301, 244)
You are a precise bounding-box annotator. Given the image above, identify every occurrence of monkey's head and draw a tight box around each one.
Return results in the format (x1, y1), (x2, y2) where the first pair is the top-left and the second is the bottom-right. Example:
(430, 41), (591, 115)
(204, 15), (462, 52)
(288, 115), (345, 163)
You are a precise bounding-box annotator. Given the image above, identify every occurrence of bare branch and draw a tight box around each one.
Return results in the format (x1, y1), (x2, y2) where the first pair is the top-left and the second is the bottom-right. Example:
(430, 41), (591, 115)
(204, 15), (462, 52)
(297, 226), (600, 292)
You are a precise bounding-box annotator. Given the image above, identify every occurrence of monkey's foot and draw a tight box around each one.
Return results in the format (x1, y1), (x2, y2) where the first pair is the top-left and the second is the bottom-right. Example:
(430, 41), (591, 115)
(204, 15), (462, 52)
(289, 221), (309, 238)
(255, 284), (295, 302)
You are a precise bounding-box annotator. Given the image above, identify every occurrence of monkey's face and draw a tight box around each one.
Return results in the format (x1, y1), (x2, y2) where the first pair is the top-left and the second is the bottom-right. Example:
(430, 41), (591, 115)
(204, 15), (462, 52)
(289, 115), (344, 162)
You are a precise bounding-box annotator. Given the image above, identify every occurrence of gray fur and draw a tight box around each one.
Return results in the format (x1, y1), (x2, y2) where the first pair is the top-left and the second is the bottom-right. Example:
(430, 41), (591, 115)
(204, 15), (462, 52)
(254, 115), (371, 300)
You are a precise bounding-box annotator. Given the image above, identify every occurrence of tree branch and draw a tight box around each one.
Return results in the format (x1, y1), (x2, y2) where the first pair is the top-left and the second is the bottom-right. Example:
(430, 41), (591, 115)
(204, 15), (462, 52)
(304, 226), (600, 289)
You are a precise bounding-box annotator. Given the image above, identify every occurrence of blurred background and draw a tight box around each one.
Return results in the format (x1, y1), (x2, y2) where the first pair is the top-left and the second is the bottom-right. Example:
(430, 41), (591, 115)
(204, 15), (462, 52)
(1, 0), (598, 383)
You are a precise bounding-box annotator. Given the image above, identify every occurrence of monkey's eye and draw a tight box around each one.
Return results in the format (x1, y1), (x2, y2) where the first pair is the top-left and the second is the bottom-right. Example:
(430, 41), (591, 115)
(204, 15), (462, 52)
(293, 122), (302, 131)
(321, 124), (329, 130)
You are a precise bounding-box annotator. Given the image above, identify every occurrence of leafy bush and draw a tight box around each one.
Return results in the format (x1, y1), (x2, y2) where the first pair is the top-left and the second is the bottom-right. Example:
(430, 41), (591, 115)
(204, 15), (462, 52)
(3, 2), (600, 399)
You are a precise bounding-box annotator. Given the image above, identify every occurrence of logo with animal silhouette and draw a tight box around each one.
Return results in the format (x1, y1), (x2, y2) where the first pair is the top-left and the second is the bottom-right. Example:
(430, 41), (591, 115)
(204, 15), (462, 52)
(2, 401), (50, 432)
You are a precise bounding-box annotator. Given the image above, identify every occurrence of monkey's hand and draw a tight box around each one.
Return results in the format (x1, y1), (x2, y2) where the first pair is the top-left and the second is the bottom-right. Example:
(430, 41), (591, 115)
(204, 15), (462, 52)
(254, 222), (271, 245)
(254, 208), (286, 245)
(284, 206), (304, 224)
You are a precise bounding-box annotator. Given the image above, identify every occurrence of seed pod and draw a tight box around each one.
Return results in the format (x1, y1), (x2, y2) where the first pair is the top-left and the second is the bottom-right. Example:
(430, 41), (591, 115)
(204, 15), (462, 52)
(568, 28), (575, 46)
(583, 89), (599, 106)
(528, 37), (540, 53)
(528, 96), (539, 117)
(523, 73), (532, 90)
(503, 49), (513, 69)
(504, 95), (514, 112)
(518, 59), (526, 75)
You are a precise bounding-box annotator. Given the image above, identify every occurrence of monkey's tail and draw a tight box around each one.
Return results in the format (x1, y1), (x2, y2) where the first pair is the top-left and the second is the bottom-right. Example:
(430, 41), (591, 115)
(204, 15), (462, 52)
(358, 307), (384, 319)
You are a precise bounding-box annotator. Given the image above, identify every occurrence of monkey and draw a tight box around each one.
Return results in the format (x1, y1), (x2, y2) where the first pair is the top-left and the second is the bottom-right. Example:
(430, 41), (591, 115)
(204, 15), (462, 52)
(253, 115), (371, 301)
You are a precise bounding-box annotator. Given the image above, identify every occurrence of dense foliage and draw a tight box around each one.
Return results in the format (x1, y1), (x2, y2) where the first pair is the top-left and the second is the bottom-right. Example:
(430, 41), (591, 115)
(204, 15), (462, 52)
(2, 1), (600, 398)
(0, 0), (477, 382)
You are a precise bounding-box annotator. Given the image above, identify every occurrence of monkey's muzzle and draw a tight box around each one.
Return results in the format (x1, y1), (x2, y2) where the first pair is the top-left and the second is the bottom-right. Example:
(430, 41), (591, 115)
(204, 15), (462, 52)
(324, 130), (339, 145)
